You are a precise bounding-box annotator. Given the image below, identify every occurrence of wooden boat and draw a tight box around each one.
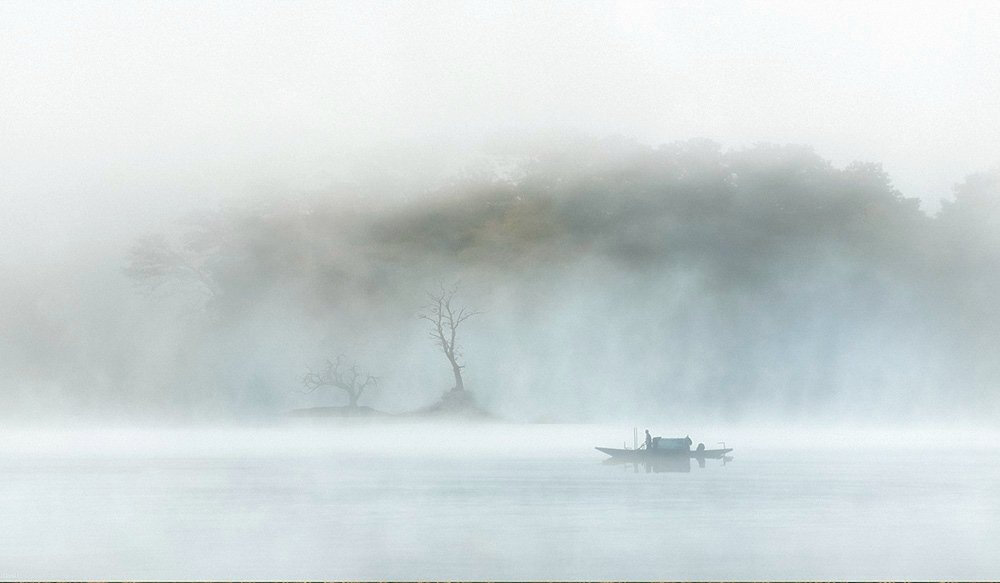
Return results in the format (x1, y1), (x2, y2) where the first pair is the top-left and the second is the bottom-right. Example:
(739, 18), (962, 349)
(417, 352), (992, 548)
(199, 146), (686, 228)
(596, 432), (733, 460)
(595, 445), (733, 459)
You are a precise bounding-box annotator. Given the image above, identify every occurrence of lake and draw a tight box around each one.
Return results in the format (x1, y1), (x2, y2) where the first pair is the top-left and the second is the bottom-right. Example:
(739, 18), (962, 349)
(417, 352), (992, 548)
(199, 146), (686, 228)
(1, 423), (997, 580)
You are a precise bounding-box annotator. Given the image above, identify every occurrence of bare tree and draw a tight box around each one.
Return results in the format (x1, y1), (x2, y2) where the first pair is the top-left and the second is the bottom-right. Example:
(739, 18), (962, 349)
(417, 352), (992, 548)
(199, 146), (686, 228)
(419, 284), (481, 393)
(302, 355), (377, 409)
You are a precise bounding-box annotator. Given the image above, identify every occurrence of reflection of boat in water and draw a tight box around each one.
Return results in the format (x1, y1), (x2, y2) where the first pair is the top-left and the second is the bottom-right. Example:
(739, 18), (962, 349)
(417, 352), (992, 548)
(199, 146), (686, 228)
(603, 453), (735, 473)
(603, 454), (694, 473)
(595, 445), (734, 459)
(595, 429), (734, 468)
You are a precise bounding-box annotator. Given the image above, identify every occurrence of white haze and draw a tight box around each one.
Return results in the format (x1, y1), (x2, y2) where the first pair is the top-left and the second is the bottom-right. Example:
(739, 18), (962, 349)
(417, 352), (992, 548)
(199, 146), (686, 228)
(3, 0), (1000, 264)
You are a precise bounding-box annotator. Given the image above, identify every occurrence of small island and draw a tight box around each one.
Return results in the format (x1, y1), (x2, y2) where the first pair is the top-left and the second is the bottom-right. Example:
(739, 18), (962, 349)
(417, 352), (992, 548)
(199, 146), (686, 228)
(289, 283), (493, 420)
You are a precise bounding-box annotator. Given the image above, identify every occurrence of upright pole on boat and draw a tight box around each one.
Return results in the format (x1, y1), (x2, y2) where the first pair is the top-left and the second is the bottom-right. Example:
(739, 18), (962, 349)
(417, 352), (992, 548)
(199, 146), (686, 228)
(633, 427), (638, 450)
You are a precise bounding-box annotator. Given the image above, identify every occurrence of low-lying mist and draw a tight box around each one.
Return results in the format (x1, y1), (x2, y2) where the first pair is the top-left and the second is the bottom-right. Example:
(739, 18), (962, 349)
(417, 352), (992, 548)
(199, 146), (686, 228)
(2, 137), (999, 424)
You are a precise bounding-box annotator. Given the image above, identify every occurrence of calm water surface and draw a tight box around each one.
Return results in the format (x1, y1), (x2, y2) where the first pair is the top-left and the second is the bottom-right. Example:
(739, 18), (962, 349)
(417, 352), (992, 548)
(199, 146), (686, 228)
(1, 425), (998, 580)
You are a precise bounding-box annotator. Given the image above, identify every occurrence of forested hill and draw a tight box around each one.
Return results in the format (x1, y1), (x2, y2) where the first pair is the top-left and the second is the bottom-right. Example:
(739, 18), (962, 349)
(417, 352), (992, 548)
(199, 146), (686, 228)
(7, 139), (1000, 421)
(133, 140), (937, 302)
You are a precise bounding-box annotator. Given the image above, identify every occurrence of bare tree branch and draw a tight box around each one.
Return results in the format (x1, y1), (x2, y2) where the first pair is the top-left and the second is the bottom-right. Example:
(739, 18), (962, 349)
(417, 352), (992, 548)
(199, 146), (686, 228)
(124, 233), (221, 300)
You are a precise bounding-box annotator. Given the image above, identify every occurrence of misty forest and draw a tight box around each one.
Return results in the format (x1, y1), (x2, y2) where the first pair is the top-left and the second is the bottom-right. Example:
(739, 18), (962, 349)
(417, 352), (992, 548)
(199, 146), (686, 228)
(5, 138), (998, 423)
(6, 1), (1000, 579)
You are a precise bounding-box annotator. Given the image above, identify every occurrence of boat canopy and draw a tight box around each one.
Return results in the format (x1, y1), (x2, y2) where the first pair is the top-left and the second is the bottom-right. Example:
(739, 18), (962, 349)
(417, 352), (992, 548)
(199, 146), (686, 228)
(651, 437), (690, 450)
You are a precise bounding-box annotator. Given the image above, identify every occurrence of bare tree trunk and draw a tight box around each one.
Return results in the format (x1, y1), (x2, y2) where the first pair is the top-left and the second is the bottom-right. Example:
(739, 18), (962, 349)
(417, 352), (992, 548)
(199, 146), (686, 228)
(448, 353), (465, 392)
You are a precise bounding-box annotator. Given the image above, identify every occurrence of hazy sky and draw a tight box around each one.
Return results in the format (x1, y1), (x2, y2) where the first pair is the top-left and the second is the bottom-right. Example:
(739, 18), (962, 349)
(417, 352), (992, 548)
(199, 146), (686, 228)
(3, 0), (999, 263)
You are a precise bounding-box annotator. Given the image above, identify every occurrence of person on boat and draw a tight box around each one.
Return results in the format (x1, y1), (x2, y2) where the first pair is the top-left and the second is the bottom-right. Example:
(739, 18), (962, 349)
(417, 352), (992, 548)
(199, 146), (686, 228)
(644, 429), (652, 450)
